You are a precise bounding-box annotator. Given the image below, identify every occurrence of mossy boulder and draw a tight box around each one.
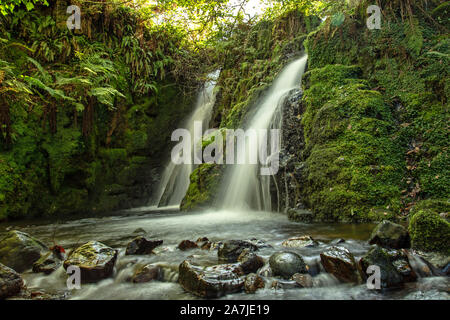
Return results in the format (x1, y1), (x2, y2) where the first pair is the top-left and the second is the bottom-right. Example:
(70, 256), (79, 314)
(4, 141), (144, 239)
(368, 220), (411, 249)
(32, 251), (64, 275)
(63, 241), (118, 283)
(409, 210), (450, 254)
(0, 231), (48, 273)
(0, 263), (24, 299)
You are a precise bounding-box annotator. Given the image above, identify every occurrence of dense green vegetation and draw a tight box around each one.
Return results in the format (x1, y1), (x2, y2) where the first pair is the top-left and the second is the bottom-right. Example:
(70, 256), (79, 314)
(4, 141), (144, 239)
(0, 0), (448, 229)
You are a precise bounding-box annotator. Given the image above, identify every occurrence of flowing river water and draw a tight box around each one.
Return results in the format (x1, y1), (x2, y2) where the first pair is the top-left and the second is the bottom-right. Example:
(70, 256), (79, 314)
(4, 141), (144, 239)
(0, 208), (448, 300)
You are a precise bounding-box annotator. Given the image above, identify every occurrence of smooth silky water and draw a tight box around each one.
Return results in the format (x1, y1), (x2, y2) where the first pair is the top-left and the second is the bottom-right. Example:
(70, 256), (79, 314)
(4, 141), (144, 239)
(1, 209), (447, 300)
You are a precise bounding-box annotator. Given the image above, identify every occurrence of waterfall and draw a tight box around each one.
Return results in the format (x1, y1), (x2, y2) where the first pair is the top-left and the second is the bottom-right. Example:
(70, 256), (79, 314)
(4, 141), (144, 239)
(218, 56), (308, 211)
(150, 70), (220, 209)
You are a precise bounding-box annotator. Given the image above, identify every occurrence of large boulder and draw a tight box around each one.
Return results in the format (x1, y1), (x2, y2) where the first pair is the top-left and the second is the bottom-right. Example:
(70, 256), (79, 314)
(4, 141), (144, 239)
(368, 220), (410, 249)
(269, 252), (308, 279)
(218, 240), (259, 263)
(320, 246), (361, 283)
(178, 260), (244, 298)
(359, 246), (404, 289)
(0, 231), (48, 273)
(408, 210), (450, 254)
(63, 241), (118, 283)
(0, 263), (24, 299)
(282, 236), (318, 248)
(125, 237), (163, 255)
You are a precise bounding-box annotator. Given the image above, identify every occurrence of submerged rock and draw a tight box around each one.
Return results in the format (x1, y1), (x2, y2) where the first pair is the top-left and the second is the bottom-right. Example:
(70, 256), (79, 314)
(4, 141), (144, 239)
(291, 273), (314, 288)
(282, 235), (318, 248)
(178, 260), (244, 298)
(320, 246), (361, 283)
(237, 250), (265, 274)
(131, 264), (162, 283)
(359, 246), (404, 289)
(125, 237), (163, 255)
(178, 240), (198, 251)
(0, 263), (24, 299)
(218, 240), (259, 263)
(32, 251), (63, 275)
(271, 279), (300, 290)
(244, 273), (265, 294)
(0, 230), (48, 273)
(369, 220), (410, 249)
(63, 241), (118, 283)
(269, 252), (308, 279)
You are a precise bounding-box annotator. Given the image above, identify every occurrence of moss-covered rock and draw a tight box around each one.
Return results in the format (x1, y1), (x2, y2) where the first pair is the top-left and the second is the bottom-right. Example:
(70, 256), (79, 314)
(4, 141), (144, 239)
(0, 263), (24, 299)
(0, 231), (48, 273)
(408, 210), (450, 254)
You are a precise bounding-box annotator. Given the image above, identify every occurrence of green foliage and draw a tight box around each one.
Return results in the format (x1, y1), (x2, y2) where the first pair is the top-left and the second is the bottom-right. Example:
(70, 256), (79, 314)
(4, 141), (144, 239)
(0, 0), (48, 15)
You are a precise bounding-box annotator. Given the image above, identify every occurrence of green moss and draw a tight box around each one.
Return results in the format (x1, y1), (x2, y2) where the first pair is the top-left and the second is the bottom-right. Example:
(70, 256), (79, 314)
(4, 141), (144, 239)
(409, 210), (450, 254)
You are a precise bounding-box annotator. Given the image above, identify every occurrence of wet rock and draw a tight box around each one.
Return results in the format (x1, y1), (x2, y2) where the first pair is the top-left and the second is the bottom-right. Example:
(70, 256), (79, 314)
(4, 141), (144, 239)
(386, 249), (417, 282)
(63, 241), (118, 283)
(0, 230), (48, 273)
(257, 264), (272, 277)
(237, 250), (265, 274)
(404, 290), (449, 300)
(178, 240), (198, 251)
(0, 263), (24, 299)
(132, 228), (147, 235)
(32, 251), (63, 275)
(291, 273), (314, 288)
(330, 238), (346, 245)
(246, 238), (272, 249)
(178, 260), (244, 298)
(359, 246), (404, 289)
(368, 220), (410, 249)
(125, 236), (163, 255)
(404, 251), (443, 278)
(287, 209), (314, 223)
(271, 280), (300, 290)
(244, 273), (265, 293)
(269, 252), (308, 279)
(414, 251), (450, 270)
(218, 240), (259, 263)
(320, 246), (361, 283)
(282, 235), (318, 248)
(131, 264), (162, 283)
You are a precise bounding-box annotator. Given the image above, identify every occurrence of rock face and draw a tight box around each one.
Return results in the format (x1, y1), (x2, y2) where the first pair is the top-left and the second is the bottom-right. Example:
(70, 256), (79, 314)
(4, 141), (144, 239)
(0, 263), (24, 299)
(218, 240), (259, 262)
(63, 241), (118, 283)
(287, 209), (314, 223)
(32, 251), (63, 275)
(0, 231), (48, 273)
(369, 220), (410, 249)
(359, 246), (404, 289)
(269, 252), (308, 279)
(320, 246), (361, 283)
(178, 240), (198, 251)
(178, 260), (244, 298)
(131, 264), (162, 283)
(237, 250), (265, 274)
(282, 236), (318, 248)
(125, 237), (163, 255)
(244, 273), (265, 294)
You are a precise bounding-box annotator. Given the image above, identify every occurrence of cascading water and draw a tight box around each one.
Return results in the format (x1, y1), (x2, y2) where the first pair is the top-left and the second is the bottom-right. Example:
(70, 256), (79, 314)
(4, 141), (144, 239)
(218, 55), (308, 211)
(150, 71), (220, 209)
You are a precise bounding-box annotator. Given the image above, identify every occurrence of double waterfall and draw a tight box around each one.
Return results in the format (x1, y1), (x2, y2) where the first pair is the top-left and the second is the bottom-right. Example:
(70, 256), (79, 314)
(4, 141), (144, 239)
(151, 55), (307, 212)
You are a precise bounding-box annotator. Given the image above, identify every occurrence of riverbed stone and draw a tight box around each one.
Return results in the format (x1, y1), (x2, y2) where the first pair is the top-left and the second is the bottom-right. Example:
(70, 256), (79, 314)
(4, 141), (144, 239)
(237, 250), (265, 274)
(320, 246), (361, 283)
(244, 273), (265, 293)
(131, 264), (162, 283)
(63, 241), (118, 283)
(359, 245), (404, 289)
(178, 260), (244, 298)
(125, 236), (163, 255)
(218, 240), (259, 263)
(32, 251), (63, 275)
(282, 235), (318, 248)
(178, 240), (198, 251)
(291, 273), (314, 288)
(0, 230), (48, 273)
(269, 251), (308, 279)
(369, 220), (410, 249)
(0, 263), (24, 299)
(386, 249), (417, 282)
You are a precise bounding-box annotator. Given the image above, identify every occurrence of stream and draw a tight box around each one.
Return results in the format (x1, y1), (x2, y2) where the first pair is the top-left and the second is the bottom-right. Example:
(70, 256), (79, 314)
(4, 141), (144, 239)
(1, 208), (448, 300)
